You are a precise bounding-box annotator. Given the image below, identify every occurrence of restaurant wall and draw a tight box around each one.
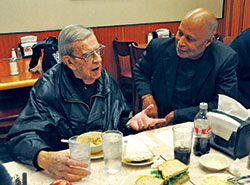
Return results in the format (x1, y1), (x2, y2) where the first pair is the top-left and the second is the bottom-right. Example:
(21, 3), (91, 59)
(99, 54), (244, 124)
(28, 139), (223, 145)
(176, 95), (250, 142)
(0, 21), (223, 81)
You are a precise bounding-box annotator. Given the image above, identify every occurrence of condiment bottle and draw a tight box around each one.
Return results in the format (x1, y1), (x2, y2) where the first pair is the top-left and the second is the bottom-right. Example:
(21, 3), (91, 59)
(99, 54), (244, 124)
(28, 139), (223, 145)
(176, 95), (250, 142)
(8, 57), (19, 76)
(11, 48), (17, 59)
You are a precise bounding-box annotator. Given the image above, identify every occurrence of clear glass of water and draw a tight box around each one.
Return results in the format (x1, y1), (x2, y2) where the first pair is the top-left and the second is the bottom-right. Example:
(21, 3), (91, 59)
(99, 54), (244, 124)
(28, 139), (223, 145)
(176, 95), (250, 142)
(68, 135), (91, 181)
(101, 130), (123, 173)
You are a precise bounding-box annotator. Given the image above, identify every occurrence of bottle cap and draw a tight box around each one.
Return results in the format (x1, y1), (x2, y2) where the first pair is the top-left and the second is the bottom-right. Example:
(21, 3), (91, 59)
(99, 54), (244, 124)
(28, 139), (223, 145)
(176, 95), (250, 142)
(199, 102), (208, 109)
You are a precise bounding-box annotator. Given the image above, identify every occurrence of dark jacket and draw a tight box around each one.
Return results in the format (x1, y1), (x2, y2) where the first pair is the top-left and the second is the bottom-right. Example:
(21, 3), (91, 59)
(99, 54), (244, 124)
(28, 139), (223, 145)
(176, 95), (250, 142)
(134, 37), (238, 123)
(6, 62), (134, 168)
(230, 28), (250, 108)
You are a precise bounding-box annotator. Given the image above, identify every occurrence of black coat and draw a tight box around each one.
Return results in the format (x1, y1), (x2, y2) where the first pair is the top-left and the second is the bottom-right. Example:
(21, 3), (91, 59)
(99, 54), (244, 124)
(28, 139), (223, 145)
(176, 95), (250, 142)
(230, 28), (250, 108)
(134, 37), (238, 123)
(6, 63), (134, 168)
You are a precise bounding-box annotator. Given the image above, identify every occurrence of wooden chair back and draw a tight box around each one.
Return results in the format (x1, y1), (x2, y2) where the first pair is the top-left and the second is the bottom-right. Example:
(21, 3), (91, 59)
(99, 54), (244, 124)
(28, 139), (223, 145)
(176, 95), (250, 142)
(129, 43), (146, 114)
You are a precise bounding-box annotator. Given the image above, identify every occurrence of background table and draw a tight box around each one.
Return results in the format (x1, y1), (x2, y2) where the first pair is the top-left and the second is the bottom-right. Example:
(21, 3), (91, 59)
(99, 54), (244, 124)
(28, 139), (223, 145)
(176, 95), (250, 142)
(0, 58), (42, 91)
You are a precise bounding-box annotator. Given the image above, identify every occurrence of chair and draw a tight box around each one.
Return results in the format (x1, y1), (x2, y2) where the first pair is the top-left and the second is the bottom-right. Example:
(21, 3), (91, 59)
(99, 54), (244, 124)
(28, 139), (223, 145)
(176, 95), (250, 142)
(129, 43), (146, 114)
(112, 38), (138, 103)
(222, 36), (235, 45)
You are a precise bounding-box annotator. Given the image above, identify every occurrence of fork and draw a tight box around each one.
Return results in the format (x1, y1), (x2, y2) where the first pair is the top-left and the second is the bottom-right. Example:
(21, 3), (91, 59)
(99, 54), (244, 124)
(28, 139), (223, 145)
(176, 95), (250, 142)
(227, 175), (250, 184)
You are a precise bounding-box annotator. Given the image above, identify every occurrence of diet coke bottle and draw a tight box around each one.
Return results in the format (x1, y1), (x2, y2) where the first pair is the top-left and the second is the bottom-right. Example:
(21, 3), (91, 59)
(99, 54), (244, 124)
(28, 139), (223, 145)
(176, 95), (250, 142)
(193, 102), (211, 156)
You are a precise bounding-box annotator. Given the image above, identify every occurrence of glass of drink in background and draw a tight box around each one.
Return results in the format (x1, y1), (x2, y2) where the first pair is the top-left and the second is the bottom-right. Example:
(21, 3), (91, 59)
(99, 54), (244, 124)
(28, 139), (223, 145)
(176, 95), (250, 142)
(102, 130), (123, 173)
(68, 135), (91, 181)
(172, 125), (193, 165)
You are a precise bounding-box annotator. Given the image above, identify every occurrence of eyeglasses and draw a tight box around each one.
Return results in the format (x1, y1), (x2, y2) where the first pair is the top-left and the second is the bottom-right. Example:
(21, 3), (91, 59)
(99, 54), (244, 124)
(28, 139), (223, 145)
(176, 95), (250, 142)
(70, 44), (105, 63)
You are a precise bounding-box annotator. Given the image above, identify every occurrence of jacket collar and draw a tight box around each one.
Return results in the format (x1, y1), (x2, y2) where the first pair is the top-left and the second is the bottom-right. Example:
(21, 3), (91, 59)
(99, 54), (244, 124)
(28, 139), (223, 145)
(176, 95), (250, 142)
(163, 40), (213, 104)
(57, 63), (110, 103)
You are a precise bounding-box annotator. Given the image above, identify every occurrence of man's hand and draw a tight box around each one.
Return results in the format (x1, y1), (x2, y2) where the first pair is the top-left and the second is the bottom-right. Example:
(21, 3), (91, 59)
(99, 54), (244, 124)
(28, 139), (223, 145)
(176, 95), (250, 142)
(142, 94), (158, 118)
(127, 104), (166, 131)
(37, 150), (91, 182)
(151, 111), (174, 129)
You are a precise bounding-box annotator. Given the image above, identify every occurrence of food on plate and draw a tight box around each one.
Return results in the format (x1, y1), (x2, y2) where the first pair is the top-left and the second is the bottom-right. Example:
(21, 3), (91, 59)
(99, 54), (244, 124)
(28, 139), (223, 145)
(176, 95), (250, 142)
(76, 134), (90, 143)
(200, 175), (234, 185)
(149, 159), (189, 185)
(77, 132), (102, 146)
(90, 135), (102, 146)
(135, 175), (164, 185)
(77, 132), (102, 154)
(123, 138), (153, 162)
(50, 179), (72, 185)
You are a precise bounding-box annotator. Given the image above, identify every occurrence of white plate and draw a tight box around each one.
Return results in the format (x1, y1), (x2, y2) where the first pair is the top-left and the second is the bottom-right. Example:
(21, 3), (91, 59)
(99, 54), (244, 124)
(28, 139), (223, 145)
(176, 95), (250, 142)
(122, 158), (153, 166)
(199, 154), (230, 171)
(91, 151), (104, 159)
(200, 173), (245, 185)
(120, 169), (192, 185)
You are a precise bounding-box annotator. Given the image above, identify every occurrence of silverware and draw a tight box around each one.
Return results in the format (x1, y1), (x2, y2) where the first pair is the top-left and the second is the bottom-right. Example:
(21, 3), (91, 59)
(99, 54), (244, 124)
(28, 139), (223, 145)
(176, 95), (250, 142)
(61, 139), (69, 143)
(227, 175), (250, 184)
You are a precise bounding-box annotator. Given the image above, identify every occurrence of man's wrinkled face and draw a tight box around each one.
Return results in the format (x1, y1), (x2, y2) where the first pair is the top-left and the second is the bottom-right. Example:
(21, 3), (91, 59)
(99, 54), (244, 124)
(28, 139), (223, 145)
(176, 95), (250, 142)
(70, 34), (102, 84)
(175, 19), (212, 60)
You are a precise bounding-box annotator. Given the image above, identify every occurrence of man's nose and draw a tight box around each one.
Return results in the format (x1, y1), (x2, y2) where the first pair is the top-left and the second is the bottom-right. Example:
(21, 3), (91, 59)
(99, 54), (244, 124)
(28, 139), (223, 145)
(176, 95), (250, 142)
(93, 52), (102, 63)
(177, 36), (186, 47)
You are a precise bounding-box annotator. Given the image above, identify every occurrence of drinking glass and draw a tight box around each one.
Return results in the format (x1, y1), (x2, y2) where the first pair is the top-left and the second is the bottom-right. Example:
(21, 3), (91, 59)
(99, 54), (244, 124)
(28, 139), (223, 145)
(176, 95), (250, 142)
(172, 125), (193, 165)
(101, 130), (123, 173)
(68, 135), (91, 181)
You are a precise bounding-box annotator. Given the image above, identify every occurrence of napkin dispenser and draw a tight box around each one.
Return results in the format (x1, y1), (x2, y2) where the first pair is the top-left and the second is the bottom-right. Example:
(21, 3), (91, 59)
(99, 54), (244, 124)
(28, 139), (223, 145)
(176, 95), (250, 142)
(208, 110), (250, 159)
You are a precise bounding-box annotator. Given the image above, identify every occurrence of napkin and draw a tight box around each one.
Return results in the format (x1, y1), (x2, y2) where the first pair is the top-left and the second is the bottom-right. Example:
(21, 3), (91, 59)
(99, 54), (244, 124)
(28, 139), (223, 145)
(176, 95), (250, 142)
(217, 94), (249, 120)
(123, 137), (153, 162)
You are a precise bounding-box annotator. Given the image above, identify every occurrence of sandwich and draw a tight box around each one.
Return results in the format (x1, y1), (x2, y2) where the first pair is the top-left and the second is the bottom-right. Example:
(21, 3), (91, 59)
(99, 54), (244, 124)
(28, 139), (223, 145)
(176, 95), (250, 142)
(134, 159), (189, 185)
(135, 176), (164, 185)
(155, 159), (190, 185)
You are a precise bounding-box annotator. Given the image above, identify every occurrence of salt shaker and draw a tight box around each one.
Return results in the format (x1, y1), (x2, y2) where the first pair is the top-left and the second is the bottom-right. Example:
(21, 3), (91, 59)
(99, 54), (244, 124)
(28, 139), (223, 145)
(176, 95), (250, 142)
(11, 48), (17, 59)
(8, 57), (19, 76)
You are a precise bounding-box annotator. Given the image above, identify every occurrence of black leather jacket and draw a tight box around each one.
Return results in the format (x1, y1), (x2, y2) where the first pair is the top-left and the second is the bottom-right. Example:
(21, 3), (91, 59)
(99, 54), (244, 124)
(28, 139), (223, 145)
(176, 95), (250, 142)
(6, 62), (134, 168)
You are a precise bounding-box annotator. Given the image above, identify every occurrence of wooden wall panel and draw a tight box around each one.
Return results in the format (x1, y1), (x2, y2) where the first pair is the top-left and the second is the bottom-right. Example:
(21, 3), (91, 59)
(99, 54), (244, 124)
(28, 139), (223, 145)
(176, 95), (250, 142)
(243, 0), (250, 30)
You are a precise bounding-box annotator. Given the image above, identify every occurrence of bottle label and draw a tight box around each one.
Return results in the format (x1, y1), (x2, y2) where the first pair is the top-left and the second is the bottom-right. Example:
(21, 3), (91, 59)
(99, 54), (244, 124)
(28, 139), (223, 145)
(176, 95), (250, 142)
(194, 126), (211, 135)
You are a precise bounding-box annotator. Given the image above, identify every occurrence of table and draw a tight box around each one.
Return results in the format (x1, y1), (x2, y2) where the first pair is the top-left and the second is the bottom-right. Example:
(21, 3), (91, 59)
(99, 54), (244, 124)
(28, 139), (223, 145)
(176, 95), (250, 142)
(4, 122), (250, 185)
(0, 58), (42, 91)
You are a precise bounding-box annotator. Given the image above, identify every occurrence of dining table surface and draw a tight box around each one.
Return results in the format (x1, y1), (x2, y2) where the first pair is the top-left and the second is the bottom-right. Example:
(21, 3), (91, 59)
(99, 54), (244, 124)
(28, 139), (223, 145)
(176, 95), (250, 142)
(0, 58), (42, 91)
(4, 122), (250, 185)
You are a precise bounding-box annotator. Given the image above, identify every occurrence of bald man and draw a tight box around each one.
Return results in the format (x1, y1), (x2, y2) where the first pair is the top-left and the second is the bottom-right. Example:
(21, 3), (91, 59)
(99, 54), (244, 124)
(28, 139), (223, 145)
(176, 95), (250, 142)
(134, 8), (238, 125)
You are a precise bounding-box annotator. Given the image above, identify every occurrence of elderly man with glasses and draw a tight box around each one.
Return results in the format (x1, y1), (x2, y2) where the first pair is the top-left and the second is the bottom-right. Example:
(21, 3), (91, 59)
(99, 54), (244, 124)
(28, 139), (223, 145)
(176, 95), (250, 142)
(6, 25), (165, 182)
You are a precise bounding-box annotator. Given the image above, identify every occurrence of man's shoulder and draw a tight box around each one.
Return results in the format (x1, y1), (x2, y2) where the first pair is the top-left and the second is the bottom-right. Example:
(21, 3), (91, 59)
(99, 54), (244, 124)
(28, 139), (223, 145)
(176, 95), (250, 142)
(210, 40), (237, 57)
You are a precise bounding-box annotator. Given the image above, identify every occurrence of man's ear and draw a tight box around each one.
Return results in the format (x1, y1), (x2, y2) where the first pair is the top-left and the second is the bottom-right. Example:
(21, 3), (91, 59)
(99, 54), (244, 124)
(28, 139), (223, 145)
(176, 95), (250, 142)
(205, 35), (215, 47)
(62, 55), (76, 70)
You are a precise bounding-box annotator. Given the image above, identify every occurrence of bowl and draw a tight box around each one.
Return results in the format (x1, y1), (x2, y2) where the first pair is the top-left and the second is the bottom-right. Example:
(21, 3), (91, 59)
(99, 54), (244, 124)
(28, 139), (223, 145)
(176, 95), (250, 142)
(199, 154), (230, 171)
(78, 131), (102, 154)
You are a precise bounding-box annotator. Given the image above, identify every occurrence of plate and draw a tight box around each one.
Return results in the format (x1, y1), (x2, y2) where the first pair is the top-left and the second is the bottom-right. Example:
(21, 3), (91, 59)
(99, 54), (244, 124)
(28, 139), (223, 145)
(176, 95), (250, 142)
(120, 169), (192, 185)
(199, 154), (230, 171)
(91, 151), (104, 159)
(200, 173), (245, 185)
(122, 158), (153, 166)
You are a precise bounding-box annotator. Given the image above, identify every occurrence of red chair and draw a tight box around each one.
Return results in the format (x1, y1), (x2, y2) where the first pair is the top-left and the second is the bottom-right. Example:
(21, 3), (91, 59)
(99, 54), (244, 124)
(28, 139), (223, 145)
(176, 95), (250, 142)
(222, 36), (235, 45)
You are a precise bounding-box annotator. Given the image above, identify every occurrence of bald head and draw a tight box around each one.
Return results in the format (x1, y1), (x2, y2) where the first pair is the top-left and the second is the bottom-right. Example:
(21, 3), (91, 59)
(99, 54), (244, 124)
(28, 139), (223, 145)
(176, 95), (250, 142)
(183, 8), (217, 36)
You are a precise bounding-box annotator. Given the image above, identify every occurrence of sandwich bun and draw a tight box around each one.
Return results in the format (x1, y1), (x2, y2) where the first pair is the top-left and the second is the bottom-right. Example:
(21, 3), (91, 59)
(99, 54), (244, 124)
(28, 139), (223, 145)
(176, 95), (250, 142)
(157, 159), (189, 180)
(135, 176), (164, 185)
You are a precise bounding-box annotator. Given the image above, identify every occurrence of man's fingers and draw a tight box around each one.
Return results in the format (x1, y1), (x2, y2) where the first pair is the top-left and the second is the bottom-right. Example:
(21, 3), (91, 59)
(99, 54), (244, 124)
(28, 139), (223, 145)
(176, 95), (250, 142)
(67, 159), (89, 168)
(149, 118), (166, 127)
(64, 173), (86, 182)
(142, 104), (154, 114)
